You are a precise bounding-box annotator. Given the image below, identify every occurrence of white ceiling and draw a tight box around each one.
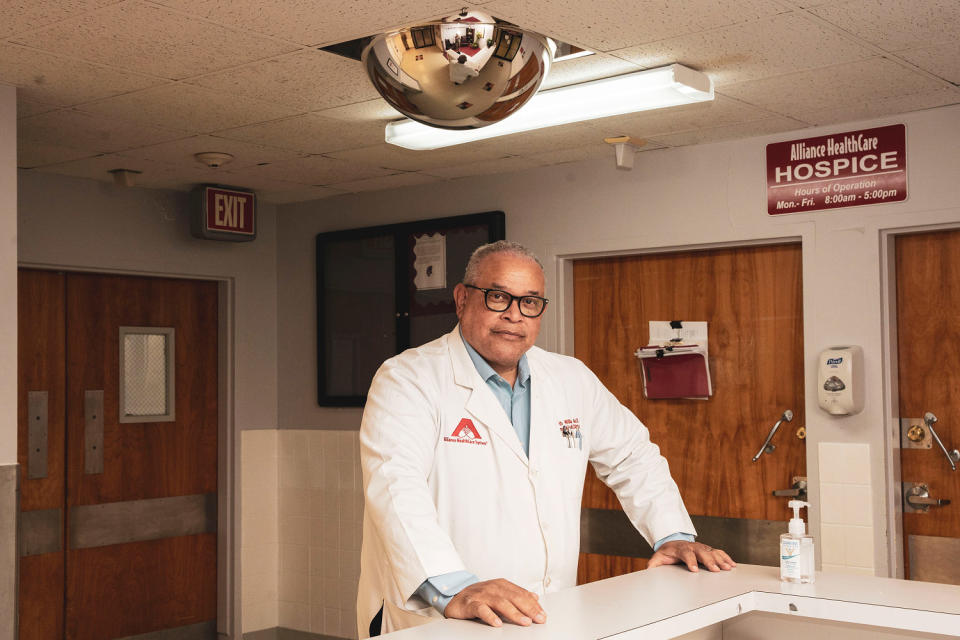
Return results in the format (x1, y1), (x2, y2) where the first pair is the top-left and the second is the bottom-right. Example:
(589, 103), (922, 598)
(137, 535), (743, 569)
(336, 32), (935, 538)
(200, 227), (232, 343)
(5, 0), (959, 202)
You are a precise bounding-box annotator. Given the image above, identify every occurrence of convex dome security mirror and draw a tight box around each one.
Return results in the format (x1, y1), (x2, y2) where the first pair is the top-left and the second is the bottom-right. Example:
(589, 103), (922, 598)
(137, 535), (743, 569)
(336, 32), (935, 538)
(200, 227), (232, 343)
(362, 9), (553, 130)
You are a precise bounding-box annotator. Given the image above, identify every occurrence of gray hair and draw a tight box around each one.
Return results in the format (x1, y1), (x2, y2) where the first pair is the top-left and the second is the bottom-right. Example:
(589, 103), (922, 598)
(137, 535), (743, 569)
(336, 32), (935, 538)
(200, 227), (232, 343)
(463, 240), (543, 284)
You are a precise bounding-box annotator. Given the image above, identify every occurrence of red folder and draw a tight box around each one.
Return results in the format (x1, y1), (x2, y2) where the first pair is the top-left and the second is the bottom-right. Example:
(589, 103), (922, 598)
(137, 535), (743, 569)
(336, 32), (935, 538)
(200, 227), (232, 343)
(639, 351), (711, 399)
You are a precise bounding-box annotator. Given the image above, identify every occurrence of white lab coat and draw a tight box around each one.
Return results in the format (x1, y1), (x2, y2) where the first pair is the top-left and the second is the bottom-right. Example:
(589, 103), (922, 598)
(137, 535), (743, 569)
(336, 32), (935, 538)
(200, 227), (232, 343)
(357, 327), (695, 637)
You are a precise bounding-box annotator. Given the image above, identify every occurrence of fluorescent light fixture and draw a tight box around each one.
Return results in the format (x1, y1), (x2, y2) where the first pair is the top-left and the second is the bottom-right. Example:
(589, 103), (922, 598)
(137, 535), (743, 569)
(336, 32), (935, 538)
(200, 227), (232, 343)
(385, 64), (713, 151)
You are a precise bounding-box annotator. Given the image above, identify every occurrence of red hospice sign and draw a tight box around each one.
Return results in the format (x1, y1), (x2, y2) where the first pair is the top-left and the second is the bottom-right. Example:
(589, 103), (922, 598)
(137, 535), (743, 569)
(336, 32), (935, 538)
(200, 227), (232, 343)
(766, 124), (906, 215)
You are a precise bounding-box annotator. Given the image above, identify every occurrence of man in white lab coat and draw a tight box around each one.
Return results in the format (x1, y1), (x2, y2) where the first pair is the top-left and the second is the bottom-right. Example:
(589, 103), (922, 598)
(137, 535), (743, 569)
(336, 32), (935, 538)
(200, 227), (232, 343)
(357, 241), (735, 637)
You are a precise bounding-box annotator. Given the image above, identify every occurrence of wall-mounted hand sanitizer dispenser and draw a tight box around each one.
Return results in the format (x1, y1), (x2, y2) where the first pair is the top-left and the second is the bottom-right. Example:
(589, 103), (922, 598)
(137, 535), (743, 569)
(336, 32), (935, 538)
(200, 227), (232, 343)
(817, 346), (864, 416)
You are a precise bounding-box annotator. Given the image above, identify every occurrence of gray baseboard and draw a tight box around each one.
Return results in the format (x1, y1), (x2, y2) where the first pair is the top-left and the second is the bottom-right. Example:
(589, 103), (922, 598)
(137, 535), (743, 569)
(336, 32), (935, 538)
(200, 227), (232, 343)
(243, 627), (345, 640)
(0, 464), (19, 640)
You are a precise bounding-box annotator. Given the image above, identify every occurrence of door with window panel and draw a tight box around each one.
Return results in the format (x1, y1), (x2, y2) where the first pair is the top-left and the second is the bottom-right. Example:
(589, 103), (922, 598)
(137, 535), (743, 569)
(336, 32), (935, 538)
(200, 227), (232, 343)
(18, 270), (219, 639)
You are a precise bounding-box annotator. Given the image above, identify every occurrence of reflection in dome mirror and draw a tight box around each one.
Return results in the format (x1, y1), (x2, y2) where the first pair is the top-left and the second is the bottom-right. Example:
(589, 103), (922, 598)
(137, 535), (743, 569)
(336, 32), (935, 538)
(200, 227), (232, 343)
(362, 9), (553, 130)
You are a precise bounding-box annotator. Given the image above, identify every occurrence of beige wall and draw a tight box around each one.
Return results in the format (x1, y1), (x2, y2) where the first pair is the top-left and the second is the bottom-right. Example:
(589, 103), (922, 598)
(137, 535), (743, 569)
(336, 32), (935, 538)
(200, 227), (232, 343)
(277, 104), (960, 582)
(1, 82), (17, 640)
(17, 170), (279, 432)
(0, 85), (16, 465)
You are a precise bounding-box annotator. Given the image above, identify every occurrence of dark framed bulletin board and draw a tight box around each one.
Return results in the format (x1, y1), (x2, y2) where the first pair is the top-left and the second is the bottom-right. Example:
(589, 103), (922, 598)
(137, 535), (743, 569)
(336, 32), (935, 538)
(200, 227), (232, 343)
(316, 211), (505, 406)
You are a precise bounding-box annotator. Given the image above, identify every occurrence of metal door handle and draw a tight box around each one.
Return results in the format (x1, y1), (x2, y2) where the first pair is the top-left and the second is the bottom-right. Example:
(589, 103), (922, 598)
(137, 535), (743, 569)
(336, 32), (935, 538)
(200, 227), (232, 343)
(923, 412), (959, 471)
(772, 477), (808, 500)
(903, 482), (952, 513)
(752, 410), (794, 462)
(772, 488), (802, 497)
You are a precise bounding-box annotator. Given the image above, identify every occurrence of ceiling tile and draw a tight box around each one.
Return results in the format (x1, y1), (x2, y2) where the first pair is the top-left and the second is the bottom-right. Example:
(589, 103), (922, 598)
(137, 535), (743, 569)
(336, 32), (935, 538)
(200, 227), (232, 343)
(10, 0), (957, 197)
(186, 50), (379, 112)
(539, 53), (643, 91)
(197, 168), (317, 191)
(149, 0), (466, 46)
(790, 86), (960, 125)
(33, 153), (280, 193)
(0, 0), (121, 39)
(328, 171), (441, 193)
(326, 143), (510, 172)
(896, 43), (960, 85)
(17, 97), (60, 119)
(421, 154), (546, 179)
(257, 185), (348, 203)
(318, 98), (404, 122)
(612, 12), (876, 87)
(214, 111), (387, 154)
(810, 0), (960, 50)
(19, 109), (186, 153)
(226, 155), (397, 186)
(777, 0), (842, 7)
(17, 141), (100, 169)
(0, 43), (165, 107)
(649, 116), (808, 147)
(32, 152), (187, 185)
(79, 83), (301, 132)
(122, 135), (307, 169)
(721, 57), (950, 116)
(526, 143), (614, 166)
(482, 0), (787, 52)
(11, 0), (298, 80)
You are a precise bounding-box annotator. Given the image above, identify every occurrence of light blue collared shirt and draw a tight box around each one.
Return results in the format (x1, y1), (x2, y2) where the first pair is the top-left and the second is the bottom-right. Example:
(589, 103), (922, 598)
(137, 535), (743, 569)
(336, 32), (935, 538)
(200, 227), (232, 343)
(415, 331), (694, 614)
(461, 330), (532, 455)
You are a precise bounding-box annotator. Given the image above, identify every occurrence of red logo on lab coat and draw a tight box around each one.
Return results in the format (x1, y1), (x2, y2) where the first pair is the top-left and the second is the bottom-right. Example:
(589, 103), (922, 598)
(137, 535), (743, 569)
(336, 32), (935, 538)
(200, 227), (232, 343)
(443, 418), (487, 446)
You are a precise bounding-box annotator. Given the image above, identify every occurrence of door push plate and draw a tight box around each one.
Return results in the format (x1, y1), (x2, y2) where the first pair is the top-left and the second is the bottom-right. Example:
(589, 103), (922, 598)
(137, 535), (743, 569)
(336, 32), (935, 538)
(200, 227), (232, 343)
(27, 391), (49, 480)
(84, 390), (104, 475)
(901, 418), (933, 450)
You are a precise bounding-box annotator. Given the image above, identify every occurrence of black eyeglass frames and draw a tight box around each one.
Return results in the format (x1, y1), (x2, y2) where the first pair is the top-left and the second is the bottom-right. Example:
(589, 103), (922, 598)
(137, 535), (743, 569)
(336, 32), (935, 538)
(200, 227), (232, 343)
(463, 284), (548, 318)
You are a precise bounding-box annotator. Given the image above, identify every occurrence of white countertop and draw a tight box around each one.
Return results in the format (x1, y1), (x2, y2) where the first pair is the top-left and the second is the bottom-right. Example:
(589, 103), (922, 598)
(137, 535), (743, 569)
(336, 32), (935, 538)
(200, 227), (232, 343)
(382, 565), (960, 639)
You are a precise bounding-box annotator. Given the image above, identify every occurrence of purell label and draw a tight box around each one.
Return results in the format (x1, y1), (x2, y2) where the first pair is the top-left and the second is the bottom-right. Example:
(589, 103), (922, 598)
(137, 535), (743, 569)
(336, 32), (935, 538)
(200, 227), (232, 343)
(780, 538), (801, 579)
(826, 357), (843, 365)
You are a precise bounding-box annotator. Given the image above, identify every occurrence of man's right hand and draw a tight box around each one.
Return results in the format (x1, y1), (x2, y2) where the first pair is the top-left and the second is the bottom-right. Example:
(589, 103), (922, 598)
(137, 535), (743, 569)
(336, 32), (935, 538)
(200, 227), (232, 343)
(444, 578), (546, 627)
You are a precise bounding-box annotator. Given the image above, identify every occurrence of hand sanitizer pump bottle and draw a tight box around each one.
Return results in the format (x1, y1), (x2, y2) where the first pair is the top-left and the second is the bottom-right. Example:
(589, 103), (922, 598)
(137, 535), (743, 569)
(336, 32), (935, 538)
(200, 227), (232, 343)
(780, 500), (815, 584)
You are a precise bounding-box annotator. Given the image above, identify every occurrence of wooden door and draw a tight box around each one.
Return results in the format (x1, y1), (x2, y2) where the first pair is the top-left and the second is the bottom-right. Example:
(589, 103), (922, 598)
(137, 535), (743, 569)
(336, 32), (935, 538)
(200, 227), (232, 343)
(573, 244), (806, 583)
(18, 270), (219, 639)
(896, 230), (960, 584)
(18, 270), (66, 639)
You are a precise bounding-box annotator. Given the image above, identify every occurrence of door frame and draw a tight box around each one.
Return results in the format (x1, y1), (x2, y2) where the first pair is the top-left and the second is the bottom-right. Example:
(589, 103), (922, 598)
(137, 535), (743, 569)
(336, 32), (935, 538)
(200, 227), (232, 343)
(17, 263), (240, 639)
(879, 220), (960, 580)
(545, 230), (813, 557)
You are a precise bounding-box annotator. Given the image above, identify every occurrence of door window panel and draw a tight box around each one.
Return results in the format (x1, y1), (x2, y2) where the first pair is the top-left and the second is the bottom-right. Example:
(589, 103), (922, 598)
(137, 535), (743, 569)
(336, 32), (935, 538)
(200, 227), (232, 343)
(119, 327), (175, 422)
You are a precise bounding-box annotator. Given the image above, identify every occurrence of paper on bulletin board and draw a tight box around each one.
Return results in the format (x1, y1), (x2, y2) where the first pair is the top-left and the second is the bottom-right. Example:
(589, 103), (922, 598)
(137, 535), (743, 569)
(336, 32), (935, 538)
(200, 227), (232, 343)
(635, 321), (712, 399)
(413, 233), (446, 290)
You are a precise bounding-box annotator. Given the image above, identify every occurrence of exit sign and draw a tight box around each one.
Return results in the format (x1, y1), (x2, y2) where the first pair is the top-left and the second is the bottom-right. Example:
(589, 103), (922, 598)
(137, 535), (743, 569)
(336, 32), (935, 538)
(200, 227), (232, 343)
(191, 185), (257, 242)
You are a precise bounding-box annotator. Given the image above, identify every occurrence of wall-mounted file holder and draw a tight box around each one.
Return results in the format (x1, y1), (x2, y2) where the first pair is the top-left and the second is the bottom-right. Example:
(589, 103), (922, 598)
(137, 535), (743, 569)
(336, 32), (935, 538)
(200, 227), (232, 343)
(634, 321), (712, 400)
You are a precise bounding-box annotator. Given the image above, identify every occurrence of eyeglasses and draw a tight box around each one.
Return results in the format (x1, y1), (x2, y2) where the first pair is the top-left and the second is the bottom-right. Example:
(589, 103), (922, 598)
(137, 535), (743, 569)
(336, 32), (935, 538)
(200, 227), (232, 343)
(464, 284), (548, 318)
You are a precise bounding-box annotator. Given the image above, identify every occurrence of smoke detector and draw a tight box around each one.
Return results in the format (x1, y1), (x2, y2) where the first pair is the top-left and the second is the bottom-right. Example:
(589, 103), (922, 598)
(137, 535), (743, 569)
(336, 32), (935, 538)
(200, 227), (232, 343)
(194, 152), (234, 168)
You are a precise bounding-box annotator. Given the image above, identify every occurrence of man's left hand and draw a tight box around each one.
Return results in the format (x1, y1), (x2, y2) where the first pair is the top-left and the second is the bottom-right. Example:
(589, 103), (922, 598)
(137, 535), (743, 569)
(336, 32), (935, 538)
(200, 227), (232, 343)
(647, 541), (736, 572)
